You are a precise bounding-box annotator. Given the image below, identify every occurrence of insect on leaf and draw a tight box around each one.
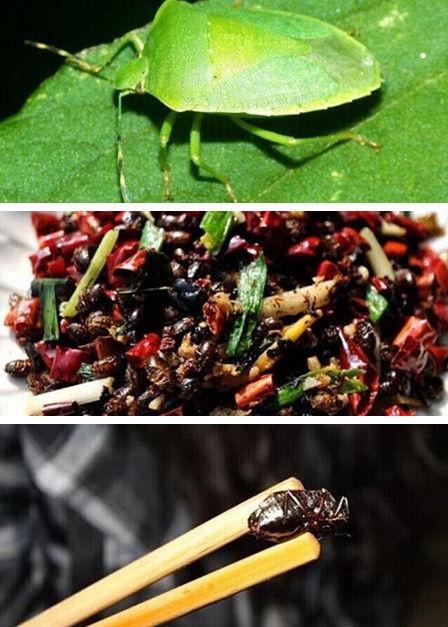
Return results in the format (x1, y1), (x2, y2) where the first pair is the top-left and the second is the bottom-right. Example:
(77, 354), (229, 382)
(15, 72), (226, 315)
(0, 0), (446, 201)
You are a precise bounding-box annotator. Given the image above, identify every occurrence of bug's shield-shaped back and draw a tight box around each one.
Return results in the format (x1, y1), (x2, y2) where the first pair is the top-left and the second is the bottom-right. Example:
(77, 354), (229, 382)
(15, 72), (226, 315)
(145, 0), (380, 115)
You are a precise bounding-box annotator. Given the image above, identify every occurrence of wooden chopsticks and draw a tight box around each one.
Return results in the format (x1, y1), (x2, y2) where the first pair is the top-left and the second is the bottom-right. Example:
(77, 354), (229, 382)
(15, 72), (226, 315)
(18, 477), (319, 627)
(88, 532), (320, 627)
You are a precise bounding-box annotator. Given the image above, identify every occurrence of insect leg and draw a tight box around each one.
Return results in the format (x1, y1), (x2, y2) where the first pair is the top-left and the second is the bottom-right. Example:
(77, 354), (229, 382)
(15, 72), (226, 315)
(190, 113), (238, 202)
(231, 117), (380, 152)
(159, 111), (178, 201)
(97, 33), (145, 67)
(116, 91), (133, 203)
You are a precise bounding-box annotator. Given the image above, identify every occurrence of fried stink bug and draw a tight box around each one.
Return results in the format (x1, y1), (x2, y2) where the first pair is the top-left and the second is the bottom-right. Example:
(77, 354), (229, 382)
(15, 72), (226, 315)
(27, 0), (381, 202)
(248, 489), (349, 542)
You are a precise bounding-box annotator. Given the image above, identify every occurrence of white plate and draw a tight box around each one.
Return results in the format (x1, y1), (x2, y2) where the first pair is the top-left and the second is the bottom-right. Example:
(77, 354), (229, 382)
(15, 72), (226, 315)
(1, 209), (447, 417)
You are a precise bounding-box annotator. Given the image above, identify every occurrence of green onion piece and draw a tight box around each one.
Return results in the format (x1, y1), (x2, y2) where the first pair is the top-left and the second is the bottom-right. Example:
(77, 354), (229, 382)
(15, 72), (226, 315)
(278, 382), (305, 407)
(227, 255), (268, 356)
(40, 283), (60, 341)
(31, 278), (68, 341)
(200, 211), (236, 255)
(30, 278), (71, 298)
(366, 285), (389, 323)
(139, 220), (164, 251)
(360, 227), (395, 281)
(63, 229), (119, 318)
(340, 379), (368, 394)
(277, 367), (365, 408)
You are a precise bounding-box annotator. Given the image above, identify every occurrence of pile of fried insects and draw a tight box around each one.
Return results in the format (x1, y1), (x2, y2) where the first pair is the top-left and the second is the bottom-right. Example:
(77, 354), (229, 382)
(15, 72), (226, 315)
(4, 210), (448, 416)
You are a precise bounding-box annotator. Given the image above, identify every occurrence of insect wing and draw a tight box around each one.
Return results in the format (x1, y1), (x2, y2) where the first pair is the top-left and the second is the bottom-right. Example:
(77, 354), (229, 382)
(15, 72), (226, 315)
(143, 0), (211, 111)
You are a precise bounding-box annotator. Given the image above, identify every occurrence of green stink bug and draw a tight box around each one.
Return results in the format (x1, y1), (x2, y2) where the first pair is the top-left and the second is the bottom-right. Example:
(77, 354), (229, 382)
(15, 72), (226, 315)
(28, 0), (381, 202)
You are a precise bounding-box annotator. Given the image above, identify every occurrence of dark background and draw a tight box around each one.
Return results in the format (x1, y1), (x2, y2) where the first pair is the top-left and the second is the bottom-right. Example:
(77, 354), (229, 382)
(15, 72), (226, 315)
(1, 1), (167, 121)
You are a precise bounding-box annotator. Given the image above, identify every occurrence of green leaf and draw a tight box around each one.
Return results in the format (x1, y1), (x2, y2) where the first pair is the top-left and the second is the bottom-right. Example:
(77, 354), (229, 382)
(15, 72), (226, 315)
(0, 0), (446, 201)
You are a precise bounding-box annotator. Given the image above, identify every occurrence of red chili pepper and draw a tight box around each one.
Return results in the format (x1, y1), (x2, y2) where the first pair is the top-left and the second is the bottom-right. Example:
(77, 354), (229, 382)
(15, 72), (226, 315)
(112, 249), (148, 278)
(29, 247), (52, 276)
(432, 258), (448, 292)
(35, 341), (58, 369)
(384, 213), (429, 240)
(333, 227), (368, 254)
(383, 241), (408, 259)
(433, 303), (448, 331)
(371, 276), (390, 293)
(106, 240), (140, 287)
(46, 256), (67, 278)
(57, 232), (90, 257)
(428, 345), (448, 372)
(317, 260), (340, 280)
(6, 298), (41, 337)
(385, 406), (417, 416)
(38, 230), (65, 251)
(393, 316), (437, 349)
(112, 304), (125, 322)
(245, 211), (284, 235)
(287, 237), (321, 258)
(31, 212), (61, 237)
(50, 346), (92, 383)
(126, 333), (161, 368)
(339, 211), (380, 231)
(235, 374), (276, 409)
(338, 329), (379, 416)
(225, 235), (261, 259)
(392, 317), (437, 376)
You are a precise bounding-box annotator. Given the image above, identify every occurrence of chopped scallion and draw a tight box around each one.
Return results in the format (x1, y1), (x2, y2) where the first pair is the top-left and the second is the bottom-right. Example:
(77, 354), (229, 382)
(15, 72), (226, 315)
(31, 278), (68, 341)
(277, 367), (365, 408)
(200, 211), (236, 255)
(139, 220), (164, 251)
(40, 283), (60, 341)
(227, 255), (267, 356)
(366, 285), (389, 323)
(63, 229), (119, 318)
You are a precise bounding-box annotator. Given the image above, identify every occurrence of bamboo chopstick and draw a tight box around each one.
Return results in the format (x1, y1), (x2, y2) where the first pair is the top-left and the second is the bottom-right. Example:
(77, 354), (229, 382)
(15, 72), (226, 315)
(88, 533), (320, 627)
(18, 477), (303, 627)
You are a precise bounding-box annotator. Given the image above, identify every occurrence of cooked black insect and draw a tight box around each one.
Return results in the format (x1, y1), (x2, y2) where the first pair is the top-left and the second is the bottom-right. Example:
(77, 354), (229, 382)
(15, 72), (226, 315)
(4, 359), (33, 378)
(248, 489), (349, 542)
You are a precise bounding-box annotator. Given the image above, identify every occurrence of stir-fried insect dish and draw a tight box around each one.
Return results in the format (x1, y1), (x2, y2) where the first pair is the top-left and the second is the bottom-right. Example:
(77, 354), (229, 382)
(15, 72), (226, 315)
(4, 211), (448, 416)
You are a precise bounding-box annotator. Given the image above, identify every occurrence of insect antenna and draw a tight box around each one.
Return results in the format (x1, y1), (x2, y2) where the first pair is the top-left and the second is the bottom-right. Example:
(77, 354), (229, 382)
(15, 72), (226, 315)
(25, 41), (103, 75)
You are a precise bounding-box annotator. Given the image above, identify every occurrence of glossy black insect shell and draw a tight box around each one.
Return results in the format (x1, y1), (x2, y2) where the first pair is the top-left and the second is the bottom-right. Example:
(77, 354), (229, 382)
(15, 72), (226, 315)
(248, 489), (349, 542)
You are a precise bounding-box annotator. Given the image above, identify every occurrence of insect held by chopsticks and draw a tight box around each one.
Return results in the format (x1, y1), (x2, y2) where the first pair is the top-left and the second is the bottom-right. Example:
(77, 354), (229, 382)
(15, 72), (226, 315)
(248, 489), (349, 542)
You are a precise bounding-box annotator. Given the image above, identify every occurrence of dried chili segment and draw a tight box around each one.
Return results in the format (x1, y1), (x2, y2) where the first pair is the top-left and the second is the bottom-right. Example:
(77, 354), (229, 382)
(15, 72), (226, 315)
(3, 210), (448, 416)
